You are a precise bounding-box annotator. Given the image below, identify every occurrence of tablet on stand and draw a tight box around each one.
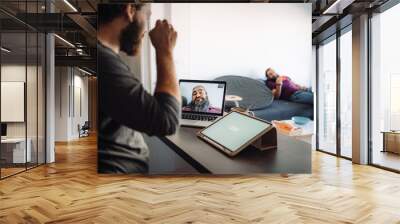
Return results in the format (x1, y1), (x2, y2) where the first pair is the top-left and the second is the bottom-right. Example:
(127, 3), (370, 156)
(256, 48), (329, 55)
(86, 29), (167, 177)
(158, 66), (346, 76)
(197, 111), (277, 157)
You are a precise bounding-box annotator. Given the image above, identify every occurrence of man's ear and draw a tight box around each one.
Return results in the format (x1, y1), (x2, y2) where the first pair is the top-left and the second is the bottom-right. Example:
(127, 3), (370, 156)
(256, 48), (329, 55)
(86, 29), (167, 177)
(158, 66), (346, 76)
(125, 4), (136, 23)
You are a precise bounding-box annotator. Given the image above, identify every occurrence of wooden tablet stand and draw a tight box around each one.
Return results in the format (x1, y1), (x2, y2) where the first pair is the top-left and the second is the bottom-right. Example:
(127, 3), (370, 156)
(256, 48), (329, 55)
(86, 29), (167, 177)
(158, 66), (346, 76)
(251, 127), (277, 151)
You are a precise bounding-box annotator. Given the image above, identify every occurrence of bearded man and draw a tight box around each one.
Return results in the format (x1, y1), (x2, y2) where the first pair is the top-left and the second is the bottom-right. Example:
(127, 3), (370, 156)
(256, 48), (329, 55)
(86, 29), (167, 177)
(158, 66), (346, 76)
(97, 3), (180, 173)
(265, 67), (313, 105)
(182, 85), (222, 114)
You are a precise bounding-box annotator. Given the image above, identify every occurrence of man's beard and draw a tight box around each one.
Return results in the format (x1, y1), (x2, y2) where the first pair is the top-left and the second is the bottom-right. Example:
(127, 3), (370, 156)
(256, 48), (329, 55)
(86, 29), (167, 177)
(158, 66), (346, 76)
(190, 98), (210, 112)
(120, 19), (144, 56)
(268, 75), (279, 81)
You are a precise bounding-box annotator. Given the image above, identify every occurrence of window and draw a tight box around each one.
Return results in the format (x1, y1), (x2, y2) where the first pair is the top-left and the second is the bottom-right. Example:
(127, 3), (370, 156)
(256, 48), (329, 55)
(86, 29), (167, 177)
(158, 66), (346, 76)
(317, 25), (353, 159)
(317, 36), (337, 155)
(340, 29), (352, 158)
(370, 3), (400, 171)
(0, 1), (46, 179)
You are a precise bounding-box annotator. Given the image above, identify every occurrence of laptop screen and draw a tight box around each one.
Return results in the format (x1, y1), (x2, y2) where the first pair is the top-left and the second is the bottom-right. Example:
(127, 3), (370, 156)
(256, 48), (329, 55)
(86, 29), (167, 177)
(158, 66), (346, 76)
(180, 80), (226, 116)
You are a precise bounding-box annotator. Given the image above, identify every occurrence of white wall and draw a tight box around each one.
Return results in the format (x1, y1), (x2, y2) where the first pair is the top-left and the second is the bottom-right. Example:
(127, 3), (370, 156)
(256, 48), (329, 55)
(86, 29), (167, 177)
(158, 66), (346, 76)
(54, 67), (89, 141)
(1, 66), (26, 124)
(1, 65), (26, 140)
(1, 64), (46, 164)
(55, 67), (71, 141)
(72, 73), (89, 138)
(1, 65), (38, 138)
(149, 3), (312, 90)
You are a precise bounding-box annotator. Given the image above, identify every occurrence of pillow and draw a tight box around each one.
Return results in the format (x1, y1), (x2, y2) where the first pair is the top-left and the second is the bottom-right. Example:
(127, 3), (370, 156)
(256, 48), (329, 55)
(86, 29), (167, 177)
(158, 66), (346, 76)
(214, 75), (274, 110)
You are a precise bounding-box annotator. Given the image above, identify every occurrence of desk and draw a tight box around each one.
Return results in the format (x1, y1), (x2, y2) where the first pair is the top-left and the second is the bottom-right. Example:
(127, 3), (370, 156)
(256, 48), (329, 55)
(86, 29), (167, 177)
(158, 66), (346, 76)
(381, 131), (400, 154)
(159, 127), (311, 174)
(1, 138), (31, 164)
(280, 120), (314, 144)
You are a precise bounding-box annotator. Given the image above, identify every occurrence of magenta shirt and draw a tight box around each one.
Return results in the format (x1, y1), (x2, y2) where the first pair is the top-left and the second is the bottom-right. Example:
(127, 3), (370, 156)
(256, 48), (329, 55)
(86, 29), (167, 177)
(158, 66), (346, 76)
(266, 79), (300, 100)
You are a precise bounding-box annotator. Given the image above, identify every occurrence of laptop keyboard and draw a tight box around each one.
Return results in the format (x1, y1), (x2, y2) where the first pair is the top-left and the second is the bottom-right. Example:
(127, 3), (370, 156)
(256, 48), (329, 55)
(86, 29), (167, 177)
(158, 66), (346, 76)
(182, 113), (218, 121)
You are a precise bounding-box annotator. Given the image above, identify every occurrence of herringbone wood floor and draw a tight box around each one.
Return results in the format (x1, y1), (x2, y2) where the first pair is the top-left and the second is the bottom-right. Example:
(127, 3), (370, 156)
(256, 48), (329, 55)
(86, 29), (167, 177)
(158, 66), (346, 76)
(1, 135), (400, 224)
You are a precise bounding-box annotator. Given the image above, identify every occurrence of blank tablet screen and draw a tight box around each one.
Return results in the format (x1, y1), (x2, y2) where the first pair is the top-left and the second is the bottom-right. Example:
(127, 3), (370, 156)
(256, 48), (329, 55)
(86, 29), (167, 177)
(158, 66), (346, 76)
(200, 112), (271, 152)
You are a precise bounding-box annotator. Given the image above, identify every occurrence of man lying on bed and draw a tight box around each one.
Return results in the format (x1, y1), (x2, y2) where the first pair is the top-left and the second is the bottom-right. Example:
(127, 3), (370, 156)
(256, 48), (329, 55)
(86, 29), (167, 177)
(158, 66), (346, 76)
(265, 67), (313, 105)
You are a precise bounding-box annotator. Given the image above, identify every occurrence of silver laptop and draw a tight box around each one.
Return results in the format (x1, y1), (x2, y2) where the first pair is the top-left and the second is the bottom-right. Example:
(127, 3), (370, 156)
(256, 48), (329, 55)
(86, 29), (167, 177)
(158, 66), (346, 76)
(179, 79), (227, 128)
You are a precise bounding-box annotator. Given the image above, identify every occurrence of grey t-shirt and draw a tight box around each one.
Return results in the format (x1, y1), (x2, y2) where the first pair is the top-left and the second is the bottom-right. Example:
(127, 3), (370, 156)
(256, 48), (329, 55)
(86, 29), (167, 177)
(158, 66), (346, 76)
(97, 42), (180, 173)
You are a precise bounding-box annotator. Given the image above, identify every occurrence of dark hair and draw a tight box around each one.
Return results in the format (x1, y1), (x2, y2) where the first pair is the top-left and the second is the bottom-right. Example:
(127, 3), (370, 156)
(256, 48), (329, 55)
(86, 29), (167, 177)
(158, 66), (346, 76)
(265, 67), (272, 76)
(98, 3), (144, 26)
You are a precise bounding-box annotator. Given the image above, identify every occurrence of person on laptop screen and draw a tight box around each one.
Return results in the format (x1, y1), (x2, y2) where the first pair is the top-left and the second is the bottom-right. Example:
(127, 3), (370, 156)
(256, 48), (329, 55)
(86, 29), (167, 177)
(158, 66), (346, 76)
(182, 85), (222, 114)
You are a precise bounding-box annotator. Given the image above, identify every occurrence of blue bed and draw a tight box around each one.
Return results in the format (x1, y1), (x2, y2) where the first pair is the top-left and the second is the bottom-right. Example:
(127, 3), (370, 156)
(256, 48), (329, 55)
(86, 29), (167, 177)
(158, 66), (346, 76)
(253, 100), (313, 121)
(214, 75), (313, 122)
